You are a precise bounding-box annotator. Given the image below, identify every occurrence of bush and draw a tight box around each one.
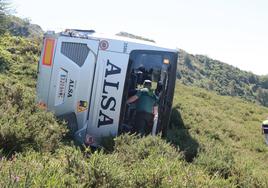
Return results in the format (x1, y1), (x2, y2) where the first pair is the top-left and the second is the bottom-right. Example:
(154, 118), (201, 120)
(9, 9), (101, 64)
(114, 134), (182, 164)
(1, 24), (268, 187)
(194, 143), (235, 179)
(1, 134), (231, 187)
(0, 80), (67, 155)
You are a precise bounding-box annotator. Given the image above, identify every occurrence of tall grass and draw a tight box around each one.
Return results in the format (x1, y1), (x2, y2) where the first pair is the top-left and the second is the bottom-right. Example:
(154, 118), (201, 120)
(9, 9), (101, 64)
(0, 34), (268, 187)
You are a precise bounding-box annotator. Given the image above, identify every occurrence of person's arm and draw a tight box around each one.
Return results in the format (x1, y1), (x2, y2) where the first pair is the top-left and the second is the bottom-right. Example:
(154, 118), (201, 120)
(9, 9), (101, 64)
(153, 105), (158, 120)
(153, 105), (158, 116)
(127, 95), (139, 104)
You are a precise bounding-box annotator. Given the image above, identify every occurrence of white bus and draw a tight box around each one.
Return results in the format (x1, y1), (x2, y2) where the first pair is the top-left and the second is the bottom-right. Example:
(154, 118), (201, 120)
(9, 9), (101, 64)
(37, 29), (178, 146)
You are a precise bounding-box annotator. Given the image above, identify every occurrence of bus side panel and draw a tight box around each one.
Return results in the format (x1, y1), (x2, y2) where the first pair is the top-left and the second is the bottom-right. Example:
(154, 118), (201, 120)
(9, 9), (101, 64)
(87, 51), (129, 141)
(47, 36), (99, 130)
(36, 38), (57, 107)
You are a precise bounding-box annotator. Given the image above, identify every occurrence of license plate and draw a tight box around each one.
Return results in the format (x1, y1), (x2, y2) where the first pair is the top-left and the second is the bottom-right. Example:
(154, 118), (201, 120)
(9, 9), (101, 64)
(55, 68), (68, 105)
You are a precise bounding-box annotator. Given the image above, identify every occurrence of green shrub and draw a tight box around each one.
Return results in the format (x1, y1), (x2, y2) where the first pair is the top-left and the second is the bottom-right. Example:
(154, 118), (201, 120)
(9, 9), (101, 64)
(0, 150), (78, 187)
(1, 25), (268, 187)
(114, 134), (183, 164)
(0, 80), (67, 155)
(194, 143), (235, 179)
(0, 134), (234, 187)
(0, 34), (40, 87)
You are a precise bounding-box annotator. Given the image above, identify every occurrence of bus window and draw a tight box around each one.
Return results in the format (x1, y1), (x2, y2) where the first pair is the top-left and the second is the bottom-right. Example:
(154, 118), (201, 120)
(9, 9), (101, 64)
(119, 50), (176, 135)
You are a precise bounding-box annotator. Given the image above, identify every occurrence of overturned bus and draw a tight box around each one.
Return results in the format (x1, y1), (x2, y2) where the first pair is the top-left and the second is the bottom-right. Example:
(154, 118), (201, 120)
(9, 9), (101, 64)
(37, 29), (178, 146)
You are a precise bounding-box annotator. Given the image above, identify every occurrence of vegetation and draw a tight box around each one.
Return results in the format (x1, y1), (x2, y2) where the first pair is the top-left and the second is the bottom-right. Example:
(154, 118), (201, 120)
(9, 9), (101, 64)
(0, 0), (42, 38)
(5, 15), (43, 39)
(0, 0), (9, 34)
(169, 84), (268, 187)
(178, 50), (268, 107)
(0, 15), (268, 187)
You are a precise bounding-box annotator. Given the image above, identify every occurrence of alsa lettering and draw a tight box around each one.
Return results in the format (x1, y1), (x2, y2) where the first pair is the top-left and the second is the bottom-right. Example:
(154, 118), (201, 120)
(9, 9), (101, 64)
(98, 60), (121, 127)
(68, 79), (74, 97)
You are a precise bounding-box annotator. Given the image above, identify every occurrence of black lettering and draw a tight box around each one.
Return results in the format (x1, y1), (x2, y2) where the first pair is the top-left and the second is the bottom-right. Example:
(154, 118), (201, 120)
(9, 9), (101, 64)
(102, 79), (119, 94)
(68, 89), (73, 97)
(105, 60), (121, 77)
(97, 60), (122, 128)
(101, 96), (116, 111)
(67, 79), (74, 97)
(98, 110), (113, 127)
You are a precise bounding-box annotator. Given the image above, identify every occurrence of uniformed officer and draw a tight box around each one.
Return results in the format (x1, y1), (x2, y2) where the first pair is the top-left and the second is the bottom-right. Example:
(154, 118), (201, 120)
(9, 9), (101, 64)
(127, 80), (158, 135)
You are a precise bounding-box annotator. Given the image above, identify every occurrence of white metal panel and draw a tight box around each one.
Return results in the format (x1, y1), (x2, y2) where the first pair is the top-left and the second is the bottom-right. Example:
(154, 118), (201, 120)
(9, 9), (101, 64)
(47, 36), (99, 130)
(97, 37), (177, 55)
(36, 38), (57, 105)
(87, 50), (129, 140)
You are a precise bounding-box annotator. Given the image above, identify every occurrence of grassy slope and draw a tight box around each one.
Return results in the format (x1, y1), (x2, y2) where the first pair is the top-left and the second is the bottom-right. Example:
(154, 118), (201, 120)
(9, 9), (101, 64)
(177, 50), (268, 106)
(1, 34), (268, 187)
(170, 83), (268, 186)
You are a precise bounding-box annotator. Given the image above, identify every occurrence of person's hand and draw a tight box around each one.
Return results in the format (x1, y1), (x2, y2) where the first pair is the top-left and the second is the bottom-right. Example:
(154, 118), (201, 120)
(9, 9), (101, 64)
(154, 113), (158, 121)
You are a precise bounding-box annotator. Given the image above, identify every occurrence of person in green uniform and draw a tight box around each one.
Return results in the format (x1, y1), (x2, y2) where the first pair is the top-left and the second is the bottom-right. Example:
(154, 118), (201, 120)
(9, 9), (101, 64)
(127, 80), (158, 135)
(262, 118), (268, 146)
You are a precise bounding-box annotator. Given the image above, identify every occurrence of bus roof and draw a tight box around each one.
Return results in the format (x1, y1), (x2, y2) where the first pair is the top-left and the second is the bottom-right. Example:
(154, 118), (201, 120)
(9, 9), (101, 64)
(50, 29), (178, 53)
(95, 33), (177, 51)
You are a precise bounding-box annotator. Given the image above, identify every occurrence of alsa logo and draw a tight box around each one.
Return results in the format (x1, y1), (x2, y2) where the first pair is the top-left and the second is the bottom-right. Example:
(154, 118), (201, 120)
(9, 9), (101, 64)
(68, 79), (74, 97)
(98, 60), (121, 127)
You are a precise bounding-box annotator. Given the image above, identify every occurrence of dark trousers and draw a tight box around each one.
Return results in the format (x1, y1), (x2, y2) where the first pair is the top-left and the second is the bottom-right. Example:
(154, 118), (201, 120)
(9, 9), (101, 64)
(134, 111), (154, 136)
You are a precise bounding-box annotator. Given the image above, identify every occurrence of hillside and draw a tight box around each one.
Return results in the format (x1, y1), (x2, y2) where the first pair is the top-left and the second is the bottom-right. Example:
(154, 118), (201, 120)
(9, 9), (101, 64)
(178, 50), (268, 106)
(0, 15), (268, 186)
(1, 33), (268, 186)
(5, 15), (43, 39)
(1, 13), (43, 39)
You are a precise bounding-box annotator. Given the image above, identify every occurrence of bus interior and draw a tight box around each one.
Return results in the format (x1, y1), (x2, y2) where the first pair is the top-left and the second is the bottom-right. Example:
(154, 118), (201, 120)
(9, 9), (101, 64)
(119, 50), (177, 135)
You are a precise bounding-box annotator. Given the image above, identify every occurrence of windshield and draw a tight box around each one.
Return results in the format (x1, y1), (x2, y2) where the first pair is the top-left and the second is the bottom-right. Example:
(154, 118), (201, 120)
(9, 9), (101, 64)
(129, 53), (169, 93)
(119, 50), (177, 135)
